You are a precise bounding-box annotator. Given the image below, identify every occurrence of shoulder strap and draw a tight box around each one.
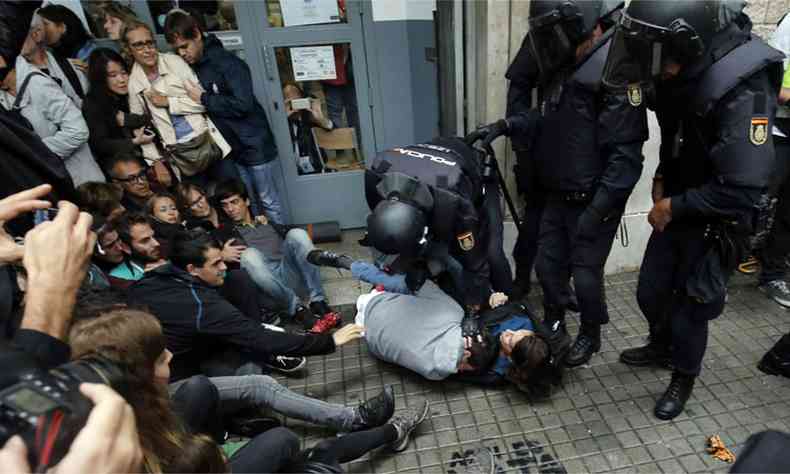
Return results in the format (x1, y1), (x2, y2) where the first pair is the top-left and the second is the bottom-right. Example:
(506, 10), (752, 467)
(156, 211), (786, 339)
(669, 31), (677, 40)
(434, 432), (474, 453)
(51, 53), (85, 99)
(13, 71), (48, 109)
(571, 30), (615, 93)
(693, 36), (785, 116)
(137, 91), (170, 158)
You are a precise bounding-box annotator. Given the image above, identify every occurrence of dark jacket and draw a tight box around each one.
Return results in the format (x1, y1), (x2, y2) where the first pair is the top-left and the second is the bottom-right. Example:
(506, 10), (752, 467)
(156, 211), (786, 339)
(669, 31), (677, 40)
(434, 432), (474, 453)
(522, 31), (648, 219)
(194, 35), (278, 166)
(82, 90), (147, 165)
(655, 29), (783, 224)
(128, 263), (334, 381)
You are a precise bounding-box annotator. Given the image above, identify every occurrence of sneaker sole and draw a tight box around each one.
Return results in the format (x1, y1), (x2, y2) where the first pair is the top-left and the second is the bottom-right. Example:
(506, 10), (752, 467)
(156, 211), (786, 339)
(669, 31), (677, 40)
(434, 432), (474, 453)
(393, 401), (430, 452)
(758, 285), (790, 308)
(269, 358), (307, 373)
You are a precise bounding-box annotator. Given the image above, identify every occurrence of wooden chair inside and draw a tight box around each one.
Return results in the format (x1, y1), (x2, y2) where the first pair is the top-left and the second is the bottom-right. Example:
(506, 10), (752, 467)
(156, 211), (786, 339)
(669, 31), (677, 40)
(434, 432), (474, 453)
(311, 127), (363, 171)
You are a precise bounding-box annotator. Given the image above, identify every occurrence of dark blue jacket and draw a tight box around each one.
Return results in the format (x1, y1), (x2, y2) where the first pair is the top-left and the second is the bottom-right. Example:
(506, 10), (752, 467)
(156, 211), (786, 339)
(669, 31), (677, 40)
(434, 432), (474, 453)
(194, 35), (278, 166)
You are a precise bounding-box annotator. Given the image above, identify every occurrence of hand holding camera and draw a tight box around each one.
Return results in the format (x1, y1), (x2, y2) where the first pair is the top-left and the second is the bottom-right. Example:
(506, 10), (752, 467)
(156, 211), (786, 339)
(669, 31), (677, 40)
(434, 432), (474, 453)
(0, 382), (142, 474)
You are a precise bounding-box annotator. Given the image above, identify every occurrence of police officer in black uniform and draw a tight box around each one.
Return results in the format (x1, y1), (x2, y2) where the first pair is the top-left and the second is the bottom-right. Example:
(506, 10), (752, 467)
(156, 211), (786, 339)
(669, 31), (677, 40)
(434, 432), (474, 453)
(478, 0), (648, 368)
(363, 137), (512, 310)
(605, 0), (783, 420)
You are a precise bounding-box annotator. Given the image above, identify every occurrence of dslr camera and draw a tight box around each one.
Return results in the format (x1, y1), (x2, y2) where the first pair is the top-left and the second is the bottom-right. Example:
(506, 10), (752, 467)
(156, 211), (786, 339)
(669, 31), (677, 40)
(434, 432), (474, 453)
(0, 356), (125, 470)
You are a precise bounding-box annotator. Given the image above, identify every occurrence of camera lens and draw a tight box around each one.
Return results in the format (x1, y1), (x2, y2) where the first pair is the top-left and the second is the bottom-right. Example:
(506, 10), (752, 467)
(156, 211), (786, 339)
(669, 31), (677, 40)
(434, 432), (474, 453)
(50, 356), (127, 397)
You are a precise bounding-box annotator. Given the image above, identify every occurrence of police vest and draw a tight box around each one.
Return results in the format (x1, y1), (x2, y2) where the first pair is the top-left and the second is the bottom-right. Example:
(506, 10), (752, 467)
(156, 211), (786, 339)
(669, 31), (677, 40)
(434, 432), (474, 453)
(365, 137), (484, 244)
(531, 32), (613, 193)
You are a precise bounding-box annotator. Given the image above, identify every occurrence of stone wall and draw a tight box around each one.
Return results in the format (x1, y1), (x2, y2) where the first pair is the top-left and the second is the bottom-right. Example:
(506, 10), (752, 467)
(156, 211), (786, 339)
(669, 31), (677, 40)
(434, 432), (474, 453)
(745, 0), (788, 39)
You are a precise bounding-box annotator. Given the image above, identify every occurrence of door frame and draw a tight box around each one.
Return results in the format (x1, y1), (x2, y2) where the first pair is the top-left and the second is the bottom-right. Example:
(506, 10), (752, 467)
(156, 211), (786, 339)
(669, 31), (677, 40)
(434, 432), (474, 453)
(234, 1), (378, 228)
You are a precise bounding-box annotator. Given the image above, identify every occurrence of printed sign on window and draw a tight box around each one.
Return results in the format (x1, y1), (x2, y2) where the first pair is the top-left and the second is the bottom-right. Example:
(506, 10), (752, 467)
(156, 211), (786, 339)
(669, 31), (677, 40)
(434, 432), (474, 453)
(290, 46), (337, 81)
(281, 0), (340, 27)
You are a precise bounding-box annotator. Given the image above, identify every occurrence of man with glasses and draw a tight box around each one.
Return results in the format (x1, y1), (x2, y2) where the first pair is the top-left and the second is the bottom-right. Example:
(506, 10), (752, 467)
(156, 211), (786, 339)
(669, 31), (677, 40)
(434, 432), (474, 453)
(105, 151), (155, 213)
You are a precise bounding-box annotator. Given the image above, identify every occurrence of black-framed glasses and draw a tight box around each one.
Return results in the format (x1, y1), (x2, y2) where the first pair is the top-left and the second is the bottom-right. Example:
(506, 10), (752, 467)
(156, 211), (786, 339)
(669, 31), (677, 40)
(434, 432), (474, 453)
(112, 169), (148, 184)
(130, 40), (156, 52)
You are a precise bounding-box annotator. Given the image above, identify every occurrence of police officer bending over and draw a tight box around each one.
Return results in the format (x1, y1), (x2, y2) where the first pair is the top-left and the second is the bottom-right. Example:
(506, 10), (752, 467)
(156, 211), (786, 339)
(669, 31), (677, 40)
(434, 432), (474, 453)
(605, 0), (783, 420)
(363, 137), (513, 311)
(478, 0), (648, 367)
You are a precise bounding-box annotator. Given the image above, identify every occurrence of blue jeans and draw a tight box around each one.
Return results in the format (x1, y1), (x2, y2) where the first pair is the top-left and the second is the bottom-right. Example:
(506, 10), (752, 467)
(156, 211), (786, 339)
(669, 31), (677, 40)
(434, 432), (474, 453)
(235, 161), (285, 225)
(240, 229), (325, 315)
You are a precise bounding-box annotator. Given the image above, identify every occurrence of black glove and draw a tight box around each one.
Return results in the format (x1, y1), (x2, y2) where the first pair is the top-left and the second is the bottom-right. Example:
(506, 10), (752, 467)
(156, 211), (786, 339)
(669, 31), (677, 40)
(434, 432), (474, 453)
(479, 119), (511, 149)
(461, 309), (482, 339)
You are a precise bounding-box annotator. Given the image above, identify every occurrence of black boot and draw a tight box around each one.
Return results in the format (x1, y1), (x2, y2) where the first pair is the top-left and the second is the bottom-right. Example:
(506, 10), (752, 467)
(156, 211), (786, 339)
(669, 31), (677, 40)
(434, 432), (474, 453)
(565, 324), (601, 367)
(758, 334), (790, 378)
(654, 372), (695, 420)
(620, 342), (673, 370)
(353, 385), (395, 430)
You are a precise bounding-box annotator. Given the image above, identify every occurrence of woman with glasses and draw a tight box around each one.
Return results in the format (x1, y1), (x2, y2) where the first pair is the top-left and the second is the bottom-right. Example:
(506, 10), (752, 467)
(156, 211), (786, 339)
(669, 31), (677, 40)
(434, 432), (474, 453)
(122, 20), (234, 187)
(83, 48), (155, 165)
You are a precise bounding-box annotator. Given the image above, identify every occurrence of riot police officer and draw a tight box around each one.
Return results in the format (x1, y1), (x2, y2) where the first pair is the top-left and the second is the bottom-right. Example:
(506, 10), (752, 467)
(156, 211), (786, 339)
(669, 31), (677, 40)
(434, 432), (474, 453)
(363, 137), (513, 309)
(605, 0), (783, 420)
(478, 0), (648, 368)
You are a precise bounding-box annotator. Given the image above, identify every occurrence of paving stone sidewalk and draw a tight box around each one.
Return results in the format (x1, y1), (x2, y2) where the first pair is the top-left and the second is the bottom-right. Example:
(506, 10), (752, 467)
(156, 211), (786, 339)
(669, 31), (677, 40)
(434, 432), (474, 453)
(271, 233), (790, 474)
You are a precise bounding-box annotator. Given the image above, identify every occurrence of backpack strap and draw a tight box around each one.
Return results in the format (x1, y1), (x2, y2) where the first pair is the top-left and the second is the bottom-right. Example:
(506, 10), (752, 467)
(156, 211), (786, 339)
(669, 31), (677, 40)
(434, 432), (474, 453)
(13, 71), (48, 110)
(51, 52), (85, 99)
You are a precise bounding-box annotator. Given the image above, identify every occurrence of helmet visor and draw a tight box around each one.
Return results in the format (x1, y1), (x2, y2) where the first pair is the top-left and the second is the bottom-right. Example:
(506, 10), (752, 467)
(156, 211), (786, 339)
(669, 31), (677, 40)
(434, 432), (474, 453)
(602, 28), (661, 88)
(602, 13), (669, 88)
(527, 18), (575, 79)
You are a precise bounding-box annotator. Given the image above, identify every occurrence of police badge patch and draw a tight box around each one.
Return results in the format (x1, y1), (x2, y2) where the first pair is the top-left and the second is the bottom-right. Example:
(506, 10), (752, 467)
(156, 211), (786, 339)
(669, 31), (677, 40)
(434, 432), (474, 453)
(750, 117), (769, 146)
(627, 84), (642, 107)
(457, 232), (475, 251)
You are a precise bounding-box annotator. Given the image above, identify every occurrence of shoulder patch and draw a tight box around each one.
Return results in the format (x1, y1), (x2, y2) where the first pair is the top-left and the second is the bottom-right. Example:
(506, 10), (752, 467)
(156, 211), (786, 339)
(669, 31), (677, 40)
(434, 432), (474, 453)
(627, 84), (643, 107)
(457, 231), (475, 251)
(750, 117), (769, 146)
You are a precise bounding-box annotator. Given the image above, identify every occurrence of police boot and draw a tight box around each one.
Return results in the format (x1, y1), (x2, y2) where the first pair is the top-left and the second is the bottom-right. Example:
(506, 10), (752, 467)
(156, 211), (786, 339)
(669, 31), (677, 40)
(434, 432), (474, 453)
(620, 342), (673, 370)
(620, 321), (673, 369)
(758, 334), (790, 378)
(565, 323), (601, 367)
(654, 372), (695, 420)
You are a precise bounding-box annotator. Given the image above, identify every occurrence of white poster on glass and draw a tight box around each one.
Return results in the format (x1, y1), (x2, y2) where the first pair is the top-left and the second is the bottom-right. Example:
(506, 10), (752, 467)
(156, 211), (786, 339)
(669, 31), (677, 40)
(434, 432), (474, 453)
(290, 46), (337, 81)
(281, 0), (341, 27)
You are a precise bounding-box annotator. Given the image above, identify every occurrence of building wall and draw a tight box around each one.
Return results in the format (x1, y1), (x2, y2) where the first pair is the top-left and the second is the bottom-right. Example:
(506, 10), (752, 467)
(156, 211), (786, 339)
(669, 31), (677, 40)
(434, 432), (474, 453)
(367, 0), (439, 150)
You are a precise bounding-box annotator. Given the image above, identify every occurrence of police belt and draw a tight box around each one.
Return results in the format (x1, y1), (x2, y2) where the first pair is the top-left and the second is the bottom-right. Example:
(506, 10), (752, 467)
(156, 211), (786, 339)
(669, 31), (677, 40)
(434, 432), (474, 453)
(549, 191), (594, 203)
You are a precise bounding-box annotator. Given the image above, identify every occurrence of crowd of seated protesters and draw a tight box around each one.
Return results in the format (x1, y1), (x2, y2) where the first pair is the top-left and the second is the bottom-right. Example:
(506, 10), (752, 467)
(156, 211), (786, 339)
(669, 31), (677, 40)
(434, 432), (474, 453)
(0, 4), (564, 473)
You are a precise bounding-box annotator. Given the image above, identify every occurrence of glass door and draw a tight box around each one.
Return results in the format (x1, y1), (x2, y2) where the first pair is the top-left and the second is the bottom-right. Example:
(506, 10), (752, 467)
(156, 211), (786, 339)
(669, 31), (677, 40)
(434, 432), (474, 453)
(236, 0), (374, 228)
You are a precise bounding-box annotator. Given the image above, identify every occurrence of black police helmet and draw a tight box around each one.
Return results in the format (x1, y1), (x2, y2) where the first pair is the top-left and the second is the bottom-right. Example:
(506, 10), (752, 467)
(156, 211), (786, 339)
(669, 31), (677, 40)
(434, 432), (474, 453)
(366, 199), (426, 256)
(527, 0), (604, 78)
(602, 0), (727, 88)
(627, 0), (722, 61)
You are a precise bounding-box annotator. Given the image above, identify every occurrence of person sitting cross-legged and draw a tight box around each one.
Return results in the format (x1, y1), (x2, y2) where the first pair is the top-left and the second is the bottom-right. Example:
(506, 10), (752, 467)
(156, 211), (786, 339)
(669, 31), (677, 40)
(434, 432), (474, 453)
(128, 228), (361, 377)
(213, 178), (342, 333)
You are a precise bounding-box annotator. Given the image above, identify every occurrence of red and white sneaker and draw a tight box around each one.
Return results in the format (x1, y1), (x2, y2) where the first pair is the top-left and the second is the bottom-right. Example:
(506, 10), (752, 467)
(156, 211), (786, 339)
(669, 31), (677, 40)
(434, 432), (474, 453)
(310, 312), (342, 334)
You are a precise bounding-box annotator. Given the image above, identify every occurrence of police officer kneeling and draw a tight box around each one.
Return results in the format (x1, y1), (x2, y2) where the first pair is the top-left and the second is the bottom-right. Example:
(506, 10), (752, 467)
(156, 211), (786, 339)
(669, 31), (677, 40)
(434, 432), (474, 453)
(477, 0), (648, 367)
(605, 1), (783, 420)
